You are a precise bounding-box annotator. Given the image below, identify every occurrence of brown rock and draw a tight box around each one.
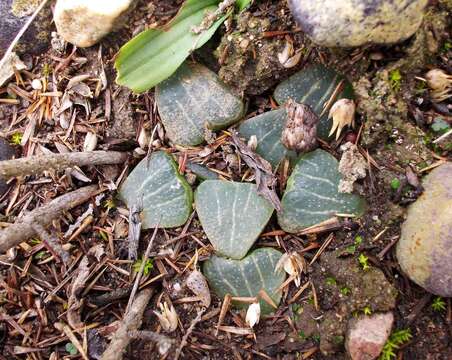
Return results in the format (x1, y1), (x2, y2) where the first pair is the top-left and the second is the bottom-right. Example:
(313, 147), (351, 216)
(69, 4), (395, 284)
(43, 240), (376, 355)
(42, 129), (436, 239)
(345, 312), (394, 360)
(396, 163), (452, 297)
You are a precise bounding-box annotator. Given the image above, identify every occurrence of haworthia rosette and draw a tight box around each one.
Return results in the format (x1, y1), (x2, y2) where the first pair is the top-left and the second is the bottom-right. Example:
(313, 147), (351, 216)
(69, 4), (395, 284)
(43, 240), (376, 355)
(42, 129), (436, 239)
(203, 247), (286, 314)
(195, 180), (274, 259)
(238, 108), (297, 169)
(156, 62), (245, 146)
(278, 149), (366, 233)
(119, 151), (193, 229)
(274, 64), (354, 140)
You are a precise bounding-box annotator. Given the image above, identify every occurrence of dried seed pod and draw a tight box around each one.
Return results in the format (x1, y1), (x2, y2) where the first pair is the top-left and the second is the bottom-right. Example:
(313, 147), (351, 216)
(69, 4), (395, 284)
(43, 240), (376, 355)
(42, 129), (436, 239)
(278, 41), (303, 68)
(328, 98), (355, 140)
(245, 302), (261, 328)
(186, 270), (211, 307)
(281, 99), (319, 153)
(275, 251), (306, 287)
(83, 132), (97, 152)
(425, 69), (452, 102)
(247, 135), (258, 151)
(154, 302), (178, 333)
(137, 127), (150, 149)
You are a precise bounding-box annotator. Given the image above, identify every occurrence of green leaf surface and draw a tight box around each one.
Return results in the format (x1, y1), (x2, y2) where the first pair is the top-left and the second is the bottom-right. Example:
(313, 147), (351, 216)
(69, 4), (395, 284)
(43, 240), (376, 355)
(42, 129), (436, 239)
(278, 149), (366, 233)
(203, 248), (286, 313)
(115, 0), (227, 93)
(186, 162), (219, 180)
(274, 64), (354, 139)
(236, 0), (252, 11)
(238, 108), (297, 169)
(156, 62), (244, 146)
(119, 151), (193, 229)
(195, 180), (274, 259)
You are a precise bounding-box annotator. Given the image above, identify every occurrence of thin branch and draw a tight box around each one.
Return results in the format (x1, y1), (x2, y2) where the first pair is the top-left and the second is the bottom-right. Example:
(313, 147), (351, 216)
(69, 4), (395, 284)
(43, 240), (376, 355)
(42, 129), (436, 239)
(174, 308), (206, 360)
(0, 151), (128, 179)
(125, 225), (160, 313)
(101, 288), (154, 360)
(31, 222), (70, 264)
(0, 185), (100, 253)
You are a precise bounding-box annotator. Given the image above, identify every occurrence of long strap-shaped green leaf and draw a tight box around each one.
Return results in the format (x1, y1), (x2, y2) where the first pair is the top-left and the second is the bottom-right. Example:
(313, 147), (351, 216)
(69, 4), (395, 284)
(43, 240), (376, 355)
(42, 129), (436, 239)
(115, 0), (227, 93)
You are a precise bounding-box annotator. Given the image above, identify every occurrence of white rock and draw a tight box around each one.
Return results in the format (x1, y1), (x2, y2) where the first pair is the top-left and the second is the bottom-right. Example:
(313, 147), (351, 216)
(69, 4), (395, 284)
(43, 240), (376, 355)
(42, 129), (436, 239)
(54, 0), (136, 47)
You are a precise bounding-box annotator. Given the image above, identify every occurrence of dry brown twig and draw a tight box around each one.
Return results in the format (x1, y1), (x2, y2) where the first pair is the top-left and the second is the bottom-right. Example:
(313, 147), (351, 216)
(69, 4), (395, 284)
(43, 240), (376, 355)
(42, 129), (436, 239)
(125, 224), (160, 313)
(174, 308), (206, 360)
(231, 131), (281, 211)
(0, 151), (128, 179)
(101, 288), (154, 360)
(67, 256), (90, 330)
(0, 185), (100, 253)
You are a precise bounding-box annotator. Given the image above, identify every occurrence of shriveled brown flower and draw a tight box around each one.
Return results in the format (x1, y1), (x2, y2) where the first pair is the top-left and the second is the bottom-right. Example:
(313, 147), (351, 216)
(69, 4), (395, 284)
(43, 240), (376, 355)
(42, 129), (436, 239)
(425, 69), (452, 102)
(281, 99), (319, 153)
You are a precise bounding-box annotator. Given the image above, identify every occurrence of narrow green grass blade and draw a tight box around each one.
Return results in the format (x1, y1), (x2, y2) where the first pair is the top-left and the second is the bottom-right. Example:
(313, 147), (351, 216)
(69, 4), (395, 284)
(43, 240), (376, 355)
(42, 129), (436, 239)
(115, 0), (227, 93)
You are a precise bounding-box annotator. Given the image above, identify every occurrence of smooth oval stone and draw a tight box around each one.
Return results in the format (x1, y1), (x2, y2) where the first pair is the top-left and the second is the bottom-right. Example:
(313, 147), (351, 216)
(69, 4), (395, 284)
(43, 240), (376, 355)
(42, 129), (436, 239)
(238, 108), (297, 169)
(156, 62), (245, 146)
(288, 0), (428, 47)
(119, 151), (193, 229)
(273, 64), (354, 140)
(0, 138), (16, 194)
(54, 0), (136, 47)
(396, 163), (452, 297)
(278, 149), (366, 233)
(203, 247), (286, 314)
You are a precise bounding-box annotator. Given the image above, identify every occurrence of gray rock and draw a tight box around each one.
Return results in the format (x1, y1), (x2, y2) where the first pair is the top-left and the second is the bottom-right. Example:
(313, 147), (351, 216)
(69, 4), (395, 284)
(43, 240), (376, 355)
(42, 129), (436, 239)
(0, 138), (16, 194)
(288, 0), (428, 47)
(0, 0), (52, 59)
(396, 163), (452, 297)
(345, 312), (394, 360)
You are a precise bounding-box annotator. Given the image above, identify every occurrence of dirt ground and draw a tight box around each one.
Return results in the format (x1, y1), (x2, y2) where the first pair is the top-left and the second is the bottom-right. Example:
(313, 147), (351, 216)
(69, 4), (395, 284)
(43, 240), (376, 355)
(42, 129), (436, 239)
(0, 0), (451, 359)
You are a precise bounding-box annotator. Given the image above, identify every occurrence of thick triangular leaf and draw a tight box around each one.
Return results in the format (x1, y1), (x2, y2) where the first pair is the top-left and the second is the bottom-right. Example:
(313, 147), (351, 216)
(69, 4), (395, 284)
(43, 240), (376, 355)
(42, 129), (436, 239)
(274, 64), (354, 139)
(115, 0), (227, 93)
(278, 149), (366, 233)
(119, 151), (193, 229)
(156, 62), (244, 146)
(203, 248), (286, 314)
(238, 108), (297, 169)
(195, 180), (274, 259)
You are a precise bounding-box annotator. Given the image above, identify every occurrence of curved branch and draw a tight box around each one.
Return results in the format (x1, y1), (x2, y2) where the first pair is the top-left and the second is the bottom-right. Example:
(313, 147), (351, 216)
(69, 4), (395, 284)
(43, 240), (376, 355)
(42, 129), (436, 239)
(0, 185), (100, 253)
(0, 151), (128, 179)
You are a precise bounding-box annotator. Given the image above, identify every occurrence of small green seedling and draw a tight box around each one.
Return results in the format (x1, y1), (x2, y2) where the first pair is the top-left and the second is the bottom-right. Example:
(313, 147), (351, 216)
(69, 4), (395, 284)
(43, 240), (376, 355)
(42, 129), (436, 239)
(347, 235), (364, 254)
(431, 296), (446, 312)
(390, 178), (401, 190)
(389, 69), (402, 91)
(133, 257), (154, 276)
(340, 287), (351, 296)
(358, 253), (370, 271)
(65, 342), (78, 355)
(363, 306), (372, 315)
(104, 198), (116, 210)
(325, 277), (337, 286)
(380, 329), (412, 360)
(10, 133), (22, 145)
